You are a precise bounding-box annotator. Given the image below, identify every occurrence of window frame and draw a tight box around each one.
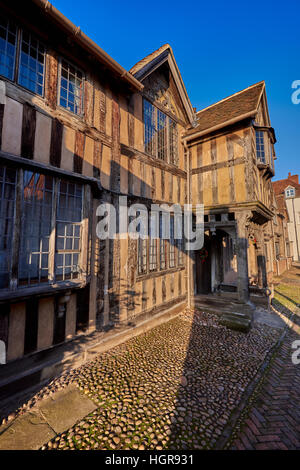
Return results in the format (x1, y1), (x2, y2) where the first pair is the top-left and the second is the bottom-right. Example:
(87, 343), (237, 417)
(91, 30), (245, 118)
(57, 57), (85, 116)
(0, 163), (88, 294)
(0, 15), (46, 98)
(136, 211), (185, 277)
(285, 187), (295, 198)
(255, 130), (266, 163)
(143, 98), (179, 165)
(255, 128), (275, 170)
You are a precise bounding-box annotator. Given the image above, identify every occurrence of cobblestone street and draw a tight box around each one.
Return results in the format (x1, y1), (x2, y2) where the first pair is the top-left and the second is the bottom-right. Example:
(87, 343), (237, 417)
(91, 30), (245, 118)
(39, 312), (281, 450)
(3, 312), (281, 450)
(1, 269), (299, 451)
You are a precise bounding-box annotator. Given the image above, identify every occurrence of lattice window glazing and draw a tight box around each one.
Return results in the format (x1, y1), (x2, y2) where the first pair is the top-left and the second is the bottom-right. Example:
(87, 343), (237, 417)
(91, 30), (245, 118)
(177, 238), (184, 265)
(0, 166), (16, 288)
(59, 59), (84, 115)
(144, 99), (178, 165)
(256, 130), (265, 163)
(149, 215), (157, 272)
(144, 100), (156, 156)
(0, 15), (17, 81)
(157, 110), (167, 160)
(18, 30), (45, 96)
(19, 172), (53, 286)
(137, 237), (147, 275)
(159, 214), (167, 270)
(169, 118), (178, 165)
(55, 181), (83, 281)
(169, 216), (176, 268)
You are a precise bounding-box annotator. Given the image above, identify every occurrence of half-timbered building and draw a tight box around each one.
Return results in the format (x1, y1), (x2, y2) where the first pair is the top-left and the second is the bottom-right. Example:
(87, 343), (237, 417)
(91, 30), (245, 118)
(0, 0), (290, 397)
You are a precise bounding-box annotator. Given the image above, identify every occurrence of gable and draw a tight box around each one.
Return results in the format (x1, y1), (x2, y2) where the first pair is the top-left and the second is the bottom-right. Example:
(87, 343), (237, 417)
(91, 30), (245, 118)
(130, 45), (195, 125)
(142, 62), (188, 123)
(255, 89), (271, 127)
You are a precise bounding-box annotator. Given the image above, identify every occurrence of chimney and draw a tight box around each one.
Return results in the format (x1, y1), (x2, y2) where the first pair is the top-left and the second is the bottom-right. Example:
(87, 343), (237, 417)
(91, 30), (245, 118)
(288, 172), (299, 184)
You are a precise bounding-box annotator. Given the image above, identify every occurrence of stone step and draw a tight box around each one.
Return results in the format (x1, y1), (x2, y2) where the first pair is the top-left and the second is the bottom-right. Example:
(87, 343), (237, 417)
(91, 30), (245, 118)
(218, 313), (252, 333)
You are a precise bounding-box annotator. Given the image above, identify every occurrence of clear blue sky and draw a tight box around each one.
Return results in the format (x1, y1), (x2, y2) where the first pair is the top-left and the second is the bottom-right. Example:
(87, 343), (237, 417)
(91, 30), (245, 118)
(52, 0), (299, 181)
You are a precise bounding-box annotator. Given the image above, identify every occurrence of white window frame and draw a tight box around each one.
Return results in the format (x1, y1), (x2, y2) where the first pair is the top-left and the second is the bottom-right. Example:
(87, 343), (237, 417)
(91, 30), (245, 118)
(57, 57), (84, 116)
(285, 187), (295, 198)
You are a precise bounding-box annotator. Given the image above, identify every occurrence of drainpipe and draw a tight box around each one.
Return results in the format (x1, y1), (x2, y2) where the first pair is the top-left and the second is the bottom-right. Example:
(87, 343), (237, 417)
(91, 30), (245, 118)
(184, 140), (191, 308)
(292, 197), (300, 260)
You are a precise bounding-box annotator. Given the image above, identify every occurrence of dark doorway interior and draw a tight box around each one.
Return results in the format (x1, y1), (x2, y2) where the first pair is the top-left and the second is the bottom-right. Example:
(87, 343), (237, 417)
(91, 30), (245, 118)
(196, 234), (211, 294)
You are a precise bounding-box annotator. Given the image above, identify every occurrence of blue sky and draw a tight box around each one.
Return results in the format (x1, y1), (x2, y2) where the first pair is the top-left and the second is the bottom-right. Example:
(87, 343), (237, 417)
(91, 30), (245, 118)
(52, 0), (299, 181)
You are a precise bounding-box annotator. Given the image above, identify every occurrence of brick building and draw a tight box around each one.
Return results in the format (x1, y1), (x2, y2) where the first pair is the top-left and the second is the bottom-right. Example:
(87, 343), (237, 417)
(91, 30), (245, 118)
(273, 173), (300, 262)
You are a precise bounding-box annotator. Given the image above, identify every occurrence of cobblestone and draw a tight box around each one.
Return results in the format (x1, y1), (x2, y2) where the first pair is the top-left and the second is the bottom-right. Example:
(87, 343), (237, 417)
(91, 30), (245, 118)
(2, 307), (279, 450)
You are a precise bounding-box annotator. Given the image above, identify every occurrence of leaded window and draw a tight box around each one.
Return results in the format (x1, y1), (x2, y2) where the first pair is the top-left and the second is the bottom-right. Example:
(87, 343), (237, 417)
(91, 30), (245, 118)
(0, 14), (45, 96)
(159, 213), (167, 270)
(0, 163), (86, 291)
(149, 214), (157, 272)
(157, 110), (167, 161)
(0, 15), (17, 81)
(18, 30), (45, 96)
(169, 118), (178, 165)
(169, 216), (176, 268)
(256, 130), (265, 163)
(144, 99), (178, 165)
(19, 172), (53, 286)
(0, 166), (16, 288)
(137, 237), (147, 275)
(59, 59), (84, 115)
(144, 100), (156, 156)
(56, 181), (82, 281)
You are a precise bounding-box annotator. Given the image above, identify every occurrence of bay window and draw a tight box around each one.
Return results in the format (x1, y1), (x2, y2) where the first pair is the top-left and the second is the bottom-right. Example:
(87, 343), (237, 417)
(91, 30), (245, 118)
(255, 128), (274, 171)
(255, 130), (265, 163)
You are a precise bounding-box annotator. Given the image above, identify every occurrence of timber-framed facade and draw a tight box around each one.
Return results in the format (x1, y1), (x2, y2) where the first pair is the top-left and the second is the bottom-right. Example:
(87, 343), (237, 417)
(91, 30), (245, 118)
(0, 0), (291, 388)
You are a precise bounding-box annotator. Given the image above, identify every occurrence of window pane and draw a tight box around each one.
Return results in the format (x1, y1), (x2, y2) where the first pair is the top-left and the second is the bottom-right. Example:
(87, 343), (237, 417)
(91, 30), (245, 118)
(169, 216), (176, 268)
(0, 15), (17, 80)
(137, 237), (147, 275)
(55, 180), (83, 281)
(157, 110), (167, 161)
(59, 59), (84, 115)
(17, 30), (45, 95)
(255, 130), (265, 163)
(159, 214), (166, 270)
(149, 214), (157, 272)
(0, 165), (16, 288)
(169, 118), (178, 165)
(144, 100), (156, 157)
(19, 172), (53, 286)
